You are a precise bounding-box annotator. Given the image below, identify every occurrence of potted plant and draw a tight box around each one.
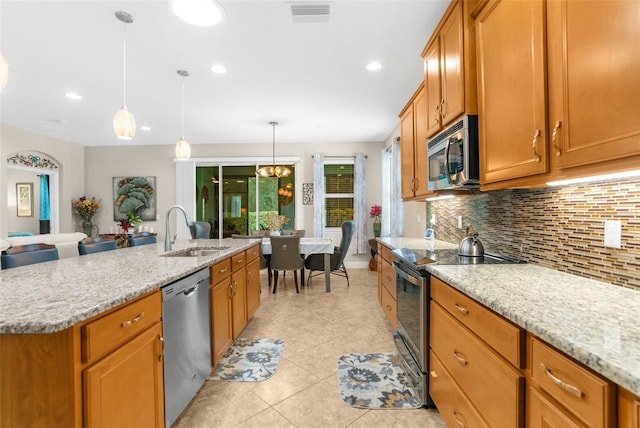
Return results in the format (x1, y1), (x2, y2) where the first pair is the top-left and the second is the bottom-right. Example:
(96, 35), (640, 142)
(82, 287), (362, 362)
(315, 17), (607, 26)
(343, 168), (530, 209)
(73, 196), (101, 236)
(370, 205), (382, 237)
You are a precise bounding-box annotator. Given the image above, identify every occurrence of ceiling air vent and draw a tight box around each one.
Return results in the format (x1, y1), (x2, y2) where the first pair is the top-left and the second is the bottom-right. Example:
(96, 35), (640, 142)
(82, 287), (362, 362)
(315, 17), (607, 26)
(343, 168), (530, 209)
(290, 2), (333, 23)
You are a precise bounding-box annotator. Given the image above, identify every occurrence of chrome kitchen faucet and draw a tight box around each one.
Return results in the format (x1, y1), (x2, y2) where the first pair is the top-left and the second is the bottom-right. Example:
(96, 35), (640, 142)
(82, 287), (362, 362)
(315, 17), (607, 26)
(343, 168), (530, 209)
(165, 205), (193, 252)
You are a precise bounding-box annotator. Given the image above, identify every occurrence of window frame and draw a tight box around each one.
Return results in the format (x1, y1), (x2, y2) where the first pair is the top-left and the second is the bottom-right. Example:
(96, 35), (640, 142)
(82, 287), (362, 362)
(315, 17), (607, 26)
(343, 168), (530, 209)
(323, 160), (355, 229)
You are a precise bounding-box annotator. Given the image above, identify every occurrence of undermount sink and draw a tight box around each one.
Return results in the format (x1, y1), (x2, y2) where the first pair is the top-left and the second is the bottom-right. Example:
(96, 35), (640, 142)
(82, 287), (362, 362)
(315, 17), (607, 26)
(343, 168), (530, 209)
(162, 247), (230, 257)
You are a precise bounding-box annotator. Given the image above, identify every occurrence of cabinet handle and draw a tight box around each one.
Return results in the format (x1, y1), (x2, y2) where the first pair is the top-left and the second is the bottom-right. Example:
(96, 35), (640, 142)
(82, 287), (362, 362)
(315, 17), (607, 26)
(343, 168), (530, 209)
(236, 258), (244, 264)
(453, 350), (468, 366)
(440, 99), (446, 119)
(454, 303), (468, 315)
(121, 312), (144, 328)
(452, 410), (467, 428)
(158, 335), (164, 361)
(551, 121), (562, 156)
(232, 280), (238, 296)
(229, 283), (234, 299)
(433, 105), (441, 122)
(219, 267), (227, 274)
(386, 304), (392, 311)
(429, 370), (438, 379)
(540, 363), (583, 398)
(532, 129), (541, 162)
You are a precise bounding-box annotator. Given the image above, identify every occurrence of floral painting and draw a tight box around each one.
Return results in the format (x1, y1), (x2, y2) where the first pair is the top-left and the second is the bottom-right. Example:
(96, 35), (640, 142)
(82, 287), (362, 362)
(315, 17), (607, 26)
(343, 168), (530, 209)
(112, 176), (156, 221)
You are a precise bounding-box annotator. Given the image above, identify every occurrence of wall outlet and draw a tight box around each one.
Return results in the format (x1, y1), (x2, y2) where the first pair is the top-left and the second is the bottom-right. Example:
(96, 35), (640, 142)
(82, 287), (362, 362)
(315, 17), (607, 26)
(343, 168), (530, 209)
(457, 215), (463, 229)
(417, 213), (421, 224)
(430, 214), (436, 225)
(604, 220), (622, 249)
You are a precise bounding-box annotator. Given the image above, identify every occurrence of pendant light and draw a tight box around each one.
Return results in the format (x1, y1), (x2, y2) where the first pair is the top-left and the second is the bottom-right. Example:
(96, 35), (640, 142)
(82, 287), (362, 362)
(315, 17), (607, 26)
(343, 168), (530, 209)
(0, 50), (8, 91)
(113, 11), (136, 140)
(175, 69), (191, 160)
(257, 122), (291, 178)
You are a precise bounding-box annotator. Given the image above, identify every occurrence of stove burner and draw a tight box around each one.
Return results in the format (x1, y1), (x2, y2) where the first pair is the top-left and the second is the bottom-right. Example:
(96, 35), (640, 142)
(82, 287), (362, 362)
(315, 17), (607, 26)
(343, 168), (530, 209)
(392, 248), (524, 276)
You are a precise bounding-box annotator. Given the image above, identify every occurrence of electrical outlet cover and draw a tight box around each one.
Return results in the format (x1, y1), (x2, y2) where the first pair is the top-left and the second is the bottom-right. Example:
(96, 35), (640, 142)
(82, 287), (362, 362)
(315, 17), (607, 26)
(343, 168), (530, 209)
(604, 220), (622, 249)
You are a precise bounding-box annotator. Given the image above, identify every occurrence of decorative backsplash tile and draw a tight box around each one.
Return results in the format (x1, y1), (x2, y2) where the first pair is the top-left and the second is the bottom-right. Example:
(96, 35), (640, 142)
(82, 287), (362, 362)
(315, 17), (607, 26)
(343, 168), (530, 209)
(427, 177), (640, 290)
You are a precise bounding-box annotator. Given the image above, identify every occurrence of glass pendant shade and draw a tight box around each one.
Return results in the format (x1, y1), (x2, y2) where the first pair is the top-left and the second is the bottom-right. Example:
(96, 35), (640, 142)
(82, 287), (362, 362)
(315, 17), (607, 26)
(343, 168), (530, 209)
(113, 107), (136, 140)
(0, 50), (8, 90)
(175, 137), (191, 159)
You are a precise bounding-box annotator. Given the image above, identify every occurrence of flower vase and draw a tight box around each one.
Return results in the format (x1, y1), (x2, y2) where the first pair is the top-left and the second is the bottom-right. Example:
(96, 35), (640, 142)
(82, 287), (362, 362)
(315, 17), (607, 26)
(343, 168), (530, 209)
(82, 220), (94, 237)
(373, 220), (381, 238)
(270, 230), (281, 236)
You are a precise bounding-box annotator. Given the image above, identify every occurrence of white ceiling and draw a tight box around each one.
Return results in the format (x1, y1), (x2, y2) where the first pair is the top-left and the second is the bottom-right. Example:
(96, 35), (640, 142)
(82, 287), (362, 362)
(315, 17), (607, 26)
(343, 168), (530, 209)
(0, 0), (449, 147)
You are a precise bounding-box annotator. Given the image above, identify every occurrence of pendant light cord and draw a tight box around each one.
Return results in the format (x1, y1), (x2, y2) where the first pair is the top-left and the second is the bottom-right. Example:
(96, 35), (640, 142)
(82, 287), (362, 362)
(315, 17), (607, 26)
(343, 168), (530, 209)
(181, 78), (185, 138)
(122, 22), (127, 108)
(272, 122), (276, 168)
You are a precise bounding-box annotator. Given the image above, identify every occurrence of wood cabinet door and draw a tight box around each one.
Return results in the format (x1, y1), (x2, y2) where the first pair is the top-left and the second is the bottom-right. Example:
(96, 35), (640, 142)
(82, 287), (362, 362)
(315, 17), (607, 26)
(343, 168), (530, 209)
(84, 323), (164, 428)
(439, 0), (464, 128)
(211, 278), (233, 367)
(413, 86), (432, 198)
(547, 0), (640, 169)
(400, 104), (416, 199)
(476, 0), (548, 184)
(619, 388), (640, 428)
(231, 268), (247, 338)
(424, 40), (442, 139)
(528, 385), (583, 428)
(246, 258), (260, 319)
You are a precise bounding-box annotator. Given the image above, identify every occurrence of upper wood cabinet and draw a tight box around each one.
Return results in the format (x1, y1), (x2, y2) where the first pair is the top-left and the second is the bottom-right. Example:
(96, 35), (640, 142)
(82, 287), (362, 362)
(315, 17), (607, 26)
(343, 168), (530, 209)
(475, 0), (549, 185)
(422, 0), (478, 139)
(475, 0), (640, 189)
(546, 0), (640, 171)
(400, 84), (433, 200)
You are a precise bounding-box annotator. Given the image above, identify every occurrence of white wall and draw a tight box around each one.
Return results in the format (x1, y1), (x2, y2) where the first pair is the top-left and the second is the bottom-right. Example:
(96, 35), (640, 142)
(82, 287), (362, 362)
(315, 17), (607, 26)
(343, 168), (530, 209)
(0, 124), (85, 237)
(6, 169), (41, 234)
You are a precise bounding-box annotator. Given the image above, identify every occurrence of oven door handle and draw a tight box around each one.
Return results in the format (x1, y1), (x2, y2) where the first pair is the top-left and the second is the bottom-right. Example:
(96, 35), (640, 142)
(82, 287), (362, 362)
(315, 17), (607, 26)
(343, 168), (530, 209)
(393, 261), (425, 286)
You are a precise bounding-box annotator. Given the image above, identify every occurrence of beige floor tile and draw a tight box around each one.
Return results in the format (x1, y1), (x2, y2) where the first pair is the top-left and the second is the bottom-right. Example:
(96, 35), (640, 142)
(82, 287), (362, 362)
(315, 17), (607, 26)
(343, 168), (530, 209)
(273, 381), (367, 428)
(173, 268), (444, 427)
(250, 357), (320, 405)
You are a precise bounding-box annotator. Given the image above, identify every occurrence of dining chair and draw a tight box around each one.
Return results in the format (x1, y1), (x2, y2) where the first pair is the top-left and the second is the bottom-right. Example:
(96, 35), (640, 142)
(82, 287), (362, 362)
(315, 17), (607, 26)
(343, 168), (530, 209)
(127, 232), (157, 247)
(269, 235), (305, 294)
(189, 221), (211, 239)
(78, 236), (118, 255)
(1, 243), (59, 269)
(231, 234), (271, 289)
(305, 220), (355, 287)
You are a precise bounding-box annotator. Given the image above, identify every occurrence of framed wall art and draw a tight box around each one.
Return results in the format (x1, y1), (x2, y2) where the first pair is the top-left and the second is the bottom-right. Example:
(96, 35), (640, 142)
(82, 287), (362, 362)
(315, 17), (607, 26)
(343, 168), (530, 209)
(302, 183), (314, 205)
(16, 182), (34, 217)
(113, 176), (157, 221)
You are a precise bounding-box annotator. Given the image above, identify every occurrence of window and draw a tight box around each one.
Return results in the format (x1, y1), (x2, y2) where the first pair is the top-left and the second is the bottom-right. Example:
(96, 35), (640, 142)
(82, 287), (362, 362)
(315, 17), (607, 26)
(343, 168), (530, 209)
(324, 163), (354, 227)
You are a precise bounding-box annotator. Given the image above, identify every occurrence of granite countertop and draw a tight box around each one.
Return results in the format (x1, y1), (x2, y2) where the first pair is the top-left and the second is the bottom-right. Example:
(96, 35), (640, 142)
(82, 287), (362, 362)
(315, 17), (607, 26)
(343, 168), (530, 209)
(0, 238), (260, 335)
(378, 237), (640, 397)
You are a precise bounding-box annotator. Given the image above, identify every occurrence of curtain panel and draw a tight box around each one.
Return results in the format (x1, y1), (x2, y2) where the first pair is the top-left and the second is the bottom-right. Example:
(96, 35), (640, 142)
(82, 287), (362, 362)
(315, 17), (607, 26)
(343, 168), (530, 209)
(313, 154), (325, 237)
(353, 154), (367, 254)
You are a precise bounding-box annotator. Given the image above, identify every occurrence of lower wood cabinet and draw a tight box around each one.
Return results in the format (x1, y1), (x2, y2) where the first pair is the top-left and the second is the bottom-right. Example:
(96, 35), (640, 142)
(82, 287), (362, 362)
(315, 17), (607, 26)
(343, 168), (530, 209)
(377, 243), (397, 329)
(84, 322), (164, 428)
(246, 257), (260, 318)
(210, 274), (233, 368)
(619, 387), (640, 428)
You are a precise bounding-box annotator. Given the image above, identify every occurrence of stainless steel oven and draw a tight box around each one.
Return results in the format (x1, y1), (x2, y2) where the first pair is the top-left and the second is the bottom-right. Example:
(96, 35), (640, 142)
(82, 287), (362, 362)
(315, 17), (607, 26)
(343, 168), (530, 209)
(392, 257), (432, 407)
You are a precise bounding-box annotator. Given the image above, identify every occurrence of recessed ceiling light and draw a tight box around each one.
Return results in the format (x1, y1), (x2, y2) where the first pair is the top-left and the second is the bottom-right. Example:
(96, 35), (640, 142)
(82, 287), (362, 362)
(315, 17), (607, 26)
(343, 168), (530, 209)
(140, 125), (151, 131)
(210, 64), (227, 74)
(170, 0), (225, 26)
(65, 92), (82, 100)
(366, 62), (382, 71)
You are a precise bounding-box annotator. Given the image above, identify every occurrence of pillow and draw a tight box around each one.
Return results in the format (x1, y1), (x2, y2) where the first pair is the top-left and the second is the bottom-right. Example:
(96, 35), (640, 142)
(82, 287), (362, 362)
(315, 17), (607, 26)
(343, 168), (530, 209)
(0, 239), (10, 251)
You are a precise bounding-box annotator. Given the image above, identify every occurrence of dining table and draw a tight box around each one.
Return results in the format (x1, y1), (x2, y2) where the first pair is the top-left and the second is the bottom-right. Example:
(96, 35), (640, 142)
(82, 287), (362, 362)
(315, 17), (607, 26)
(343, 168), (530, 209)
(261, 237), (335, 292)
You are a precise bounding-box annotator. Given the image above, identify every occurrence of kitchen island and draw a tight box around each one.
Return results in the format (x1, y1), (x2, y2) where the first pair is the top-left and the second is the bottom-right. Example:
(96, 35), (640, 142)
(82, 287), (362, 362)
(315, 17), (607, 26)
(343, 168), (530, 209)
(0, 238), (259, 427)
(379, 237), (640, 426)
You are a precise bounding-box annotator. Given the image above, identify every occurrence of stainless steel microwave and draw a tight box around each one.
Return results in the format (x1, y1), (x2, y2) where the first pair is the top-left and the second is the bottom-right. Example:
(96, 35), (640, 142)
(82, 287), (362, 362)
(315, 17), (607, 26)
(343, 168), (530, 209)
(427, 115), (479, 191)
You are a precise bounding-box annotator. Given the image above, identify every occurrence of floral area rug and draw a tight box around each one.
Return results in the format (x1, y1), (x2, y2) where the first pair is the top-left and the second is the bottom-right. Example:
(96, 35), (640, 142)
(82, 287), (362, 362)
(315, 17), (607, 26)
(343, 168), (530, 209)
(337, 353), (422, 409)
(212, 338), (284, 382)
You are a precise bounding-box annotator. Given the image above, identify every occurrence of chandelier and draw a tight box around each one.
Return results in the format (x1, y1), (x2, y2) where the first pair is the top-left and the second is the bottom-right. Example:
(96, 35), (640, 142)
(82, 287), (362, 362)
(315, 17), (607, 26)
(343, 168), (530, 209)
(256, 122), (291, 178)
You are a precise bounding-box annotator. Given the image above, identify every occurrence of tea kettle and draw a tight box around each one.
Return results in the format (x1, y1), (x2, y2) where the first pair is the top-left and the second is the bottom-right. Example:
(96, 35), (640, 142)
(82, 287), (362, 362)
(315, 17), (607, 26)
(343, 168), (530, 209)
(459, 225), (485, 257)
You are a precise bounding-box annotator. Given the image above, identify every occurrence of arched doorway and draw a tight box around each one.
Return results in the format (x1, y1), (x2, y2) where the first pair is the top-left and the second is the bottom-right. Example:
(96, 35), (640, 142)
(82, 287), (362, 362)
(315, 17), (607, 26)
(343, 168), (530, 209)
(6, 152), (60, 234)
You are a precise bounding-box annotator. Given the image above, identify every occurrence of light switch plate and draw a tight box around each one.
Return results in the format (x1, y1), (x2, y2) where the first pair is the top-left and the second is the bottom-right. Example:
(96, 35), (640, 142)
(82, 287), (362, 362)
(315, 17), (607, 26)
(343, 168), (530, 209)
(604, 220), (621, 249)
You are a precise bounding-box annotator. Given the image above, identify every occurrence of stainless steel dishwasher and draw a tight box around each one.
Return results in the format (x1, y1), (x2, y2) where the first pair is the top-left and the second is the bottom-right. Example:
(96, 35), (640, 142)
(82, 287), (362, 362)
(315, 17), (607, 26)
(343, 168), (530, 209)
(162, 267), (211, 428)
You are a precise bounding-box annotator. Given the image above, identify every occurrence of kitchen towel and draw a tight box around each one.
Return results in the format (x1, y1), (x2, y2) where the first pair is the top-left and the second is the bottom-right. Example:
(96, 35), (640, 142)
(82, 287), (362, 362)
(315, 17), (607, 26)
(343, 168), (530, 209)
(212, 338), (284, 382)
(337, 353), (422, 409)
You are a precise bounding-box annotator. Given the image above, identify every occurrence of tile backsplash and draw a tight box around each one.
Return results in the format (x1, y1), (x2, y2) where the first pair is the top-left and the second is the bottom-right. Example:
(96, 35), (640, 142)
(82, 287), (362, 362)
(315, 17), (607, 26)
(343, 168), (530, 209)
(427, 177), (640, 290)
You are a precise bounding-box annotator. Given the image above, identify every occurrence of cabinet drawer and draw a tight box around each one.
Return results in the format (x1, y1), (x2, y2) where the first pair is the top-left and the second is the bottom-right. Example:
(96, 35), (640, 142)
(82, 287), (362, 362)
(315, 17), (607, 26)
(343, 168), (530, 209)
(530, 337), (614, 428)
(82, 291), (161, 364)
(431, 301), (524, 428)
(528, 385), (584, 428)
(380, 244), (396, 263)
(431, 276), (524, 367)
(210, 258), (231, 283)
(380, 259), (396, 299)
(429, 350), (490, 428)
(380, 282), (396, 330)
(246, 244), (259, 262)
(231, 251), (246, 272)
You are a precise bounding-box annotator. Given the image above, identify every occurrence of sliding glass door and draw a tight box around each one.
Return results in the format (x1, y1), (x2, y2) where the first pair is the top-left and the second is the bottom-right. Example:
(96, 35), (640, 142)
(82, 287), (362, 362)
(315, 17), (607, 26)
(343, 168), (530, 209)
(195, 164), (295, 238)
